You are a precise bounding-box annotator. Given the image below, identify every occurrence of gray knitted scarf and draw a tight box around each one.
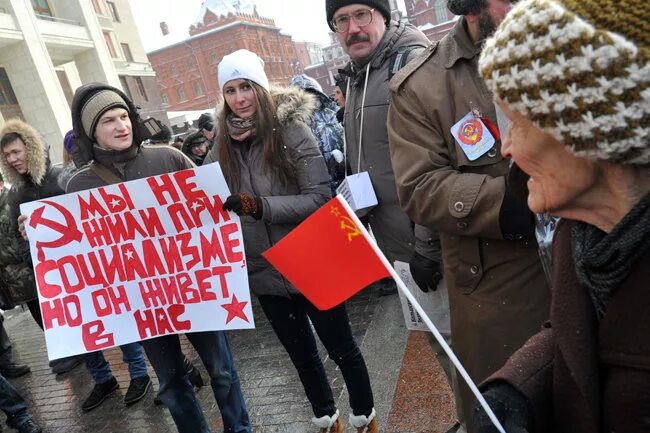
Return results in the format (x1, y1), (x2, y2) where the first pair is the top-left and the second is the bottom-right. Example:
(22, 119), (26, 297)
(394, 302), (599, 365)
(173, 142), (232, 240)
(572, 193), (650, 320)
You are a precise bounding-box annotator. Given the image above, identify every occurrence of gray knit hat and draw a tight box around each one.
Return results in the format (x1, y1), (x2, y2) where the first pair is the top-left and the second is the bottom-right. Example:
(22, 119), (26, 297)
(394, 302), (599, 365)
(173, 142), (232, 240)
(80, 89), (129, 137)
(326, 0), (390, 31)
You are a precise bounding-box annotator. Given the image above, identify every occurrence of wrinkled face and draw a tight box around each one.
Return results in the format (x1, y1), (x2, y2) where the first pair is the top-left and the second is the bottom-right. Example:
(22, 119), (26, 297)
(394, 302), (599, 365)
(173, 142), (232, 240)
(94, 107), (133, 151)
(192, 142), (208, 156)
(223, 79), (257, 119)
(2, 138), (28, 174)
(334, 86), (346, 108)
(499, 102), (598, 215)
(334, 4), (386, 61)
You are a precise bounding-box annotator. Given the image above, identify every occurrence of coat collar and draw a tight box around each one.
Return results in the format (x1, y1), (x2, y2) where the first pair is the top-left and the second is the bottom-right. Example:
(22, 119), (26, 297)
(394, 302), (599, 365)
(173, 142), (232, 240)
(444, 17), (481, 70)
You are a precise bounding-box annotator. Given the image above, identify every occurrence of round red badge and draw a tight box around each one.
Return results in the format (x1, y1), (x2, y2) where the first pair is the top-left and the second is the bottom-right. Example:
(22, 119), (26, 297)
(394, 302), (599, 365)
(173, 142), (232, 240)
(457, 118), (484, 145)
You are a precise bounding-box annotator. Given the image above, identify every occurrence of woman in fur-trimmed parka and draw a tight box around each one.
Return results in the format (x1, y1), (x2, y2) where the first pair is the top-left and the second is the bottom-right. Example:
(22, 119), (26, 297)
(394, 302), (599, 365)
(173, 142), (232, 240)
(204, 49), (378, 433)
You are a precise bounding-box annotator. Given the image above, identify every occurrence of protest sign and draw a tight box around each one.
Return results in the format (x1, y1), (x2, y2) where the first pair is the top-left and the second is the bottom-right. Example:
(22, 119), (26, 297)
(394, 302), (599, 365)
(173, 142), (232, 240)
(394, 261), (450, 335)
(20, 163), (254, 360)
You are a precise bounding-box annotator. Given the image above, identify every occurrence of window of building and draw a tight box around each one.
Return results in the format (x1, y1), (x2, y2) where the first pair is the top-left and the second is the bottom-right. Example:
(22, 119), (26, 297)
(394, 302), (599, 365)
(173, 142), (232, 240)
(90, 0), (102, 15)
(106, 1), (120, 22)
(31, 0), (53, 17)
(119, 76), (132, 99)
(121, 43), (134, 62)
(170, 63), (177, 76)
(186, 58), (194, 70)
(135, 77), (148, 101)
(210, 51), (218, 63)
(177, 87), (186, 102)
(193, 81), (204, 97)
(0, 68), (18, 106)
(103, 32), (117, 58)
(435, 0), (449, 23)
(161, 93), (169, 105)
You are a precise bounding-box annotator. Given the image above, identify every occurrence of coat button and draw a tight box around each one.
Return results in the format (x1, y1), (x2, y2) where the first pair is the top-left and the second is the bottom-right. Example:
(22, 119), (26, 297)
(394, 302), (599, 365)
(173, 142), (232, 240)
(457, 222), (468, 229)
(470, 265), (479, 275)
(454, 201), (464, 212)
(487, 148), (498, 158)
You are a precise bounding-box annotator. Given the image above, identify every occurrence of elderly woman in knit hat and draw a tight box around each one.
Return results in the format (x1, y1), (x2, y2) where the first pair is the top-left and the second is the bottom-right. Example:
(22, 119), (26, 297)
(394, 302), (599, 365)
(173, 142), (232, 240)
(473, 1), (650, 432)
(204, 49), (378, 433)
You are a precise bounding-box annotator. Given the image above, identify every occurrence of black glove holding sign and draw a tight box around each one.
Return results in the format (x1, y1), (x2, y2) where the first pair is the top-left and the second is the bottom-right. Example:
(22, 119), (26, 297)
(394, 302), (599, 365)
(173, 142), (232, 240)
(409, 252), (443, 293)
(222, 193), (263, 220)
(473, 383), (532, 433)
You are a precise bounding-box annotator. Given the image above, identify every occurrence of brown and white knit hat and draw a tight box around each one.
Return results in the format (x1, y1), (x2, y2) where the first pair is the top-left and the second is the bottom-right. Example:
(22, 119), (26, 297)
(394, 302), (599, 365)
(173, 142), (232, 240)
(80, 89), (129, 138)
(478, 0), (650, 165)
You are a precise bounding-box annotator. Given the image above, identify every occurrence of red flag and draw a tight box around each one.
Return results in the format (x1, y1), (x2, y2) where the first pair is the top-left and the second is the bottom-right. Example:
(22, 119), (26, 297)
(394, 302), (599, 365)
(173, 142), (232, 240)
(262, 196), (390, 310)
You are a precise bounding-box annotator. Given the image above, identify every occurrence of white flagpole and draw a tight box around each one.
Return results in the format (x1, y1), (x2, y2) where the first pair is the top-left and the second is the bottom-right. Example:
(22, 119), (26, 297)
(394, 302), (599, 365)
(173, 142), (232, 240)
(336, 195), (507, 433)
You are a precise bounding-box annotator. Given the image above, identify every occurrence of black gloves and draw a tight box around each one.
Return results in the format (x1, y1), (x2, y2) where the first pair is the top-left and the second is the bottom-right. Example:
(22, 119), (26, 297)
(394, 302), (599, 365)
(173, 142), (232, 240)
(473, 383), (532, 433)
(499, 175), (535, 241)
(409, 252), (443, 293)
(222, 193), (263, 220)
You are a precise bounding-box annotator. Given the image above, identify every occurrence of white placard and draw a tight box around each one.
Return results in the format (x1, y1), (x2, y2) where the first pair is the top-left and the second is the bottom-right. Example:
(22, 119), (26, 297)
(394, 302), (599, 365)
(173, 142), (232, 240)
(335, 172), (378, 212)
(394, 260), (450, 335)
(20, 163), (255, 360)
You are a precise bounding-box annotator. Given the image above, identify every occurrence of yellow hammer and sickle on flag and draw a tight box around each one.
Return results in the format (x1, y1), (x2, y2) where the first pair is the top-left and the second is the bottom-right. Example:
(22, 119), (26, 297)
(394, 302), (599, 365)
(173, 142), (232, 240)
(340, 216), (361, 242)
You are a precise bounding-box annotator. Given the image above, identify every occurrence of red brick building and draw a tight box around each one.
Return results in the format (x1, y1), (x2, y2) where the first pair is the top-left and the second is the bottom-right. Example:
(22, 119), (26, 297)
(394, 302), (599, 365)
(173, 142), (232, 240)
(148, 0), (300, 111)
(405, 0), (457, 41)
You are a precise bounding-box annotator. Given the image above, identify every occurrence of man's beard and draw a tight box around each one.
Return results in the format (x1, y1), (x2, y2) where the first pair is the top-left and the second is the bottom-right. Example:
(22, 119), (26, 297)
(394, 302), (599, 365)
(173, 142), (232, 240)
(477, 10), (498, 42)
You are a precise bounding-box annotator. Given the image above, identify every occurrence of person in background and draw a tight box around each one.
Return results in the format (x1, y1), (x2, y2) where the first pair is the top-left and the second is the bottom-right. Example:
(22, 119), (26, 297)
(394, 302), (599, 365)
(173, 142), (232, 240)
(290, 74), (345, 194)
(327, 0), (440, 297)
(65, 82), (251, 433)
(204, 49), (378, 433)
(197, 112), (216, 143)
(182, 130), (209, 165)
(332, 74), (347, 123)
(0, 120), (83, 377)
(0, 373), (42, 433)
(474, 1), (650, 432)
(172, 135), (184, 150)
(0, 175), (31, 380)
(148, 122), (173, 145)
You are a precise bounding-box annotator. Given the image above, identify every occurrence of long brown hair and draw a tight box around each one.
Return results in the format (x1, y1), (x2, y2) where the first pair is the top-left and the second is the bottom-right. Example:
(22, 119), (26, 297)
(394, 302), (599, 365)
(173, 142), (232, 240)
(217, 81), (295, 190)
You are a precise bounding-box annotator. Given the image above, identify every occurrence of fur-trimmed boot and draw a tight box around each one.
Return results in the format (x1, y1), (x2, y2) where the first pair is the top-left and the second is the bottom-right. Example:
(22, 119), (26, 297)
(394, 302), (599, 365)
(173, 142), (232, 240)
(312, 409), (343, 433)
(350, 408), (379, 433)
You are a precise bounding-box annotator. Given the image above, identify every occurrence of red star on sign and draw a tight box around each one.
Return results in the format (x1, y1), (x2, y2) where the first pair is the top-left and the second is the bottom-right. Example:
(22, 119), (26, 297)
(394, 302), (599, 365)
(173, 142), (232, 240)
(221, 295), (249, 324)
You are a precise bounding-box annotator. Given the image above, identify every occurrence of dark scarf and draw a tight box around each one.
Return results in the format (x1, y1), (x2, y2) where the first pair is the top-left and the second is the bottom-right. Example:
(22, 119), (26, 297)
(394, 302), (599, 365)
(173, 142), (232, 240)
(572, 193), (650, 320)
(226, 113), (257, 141)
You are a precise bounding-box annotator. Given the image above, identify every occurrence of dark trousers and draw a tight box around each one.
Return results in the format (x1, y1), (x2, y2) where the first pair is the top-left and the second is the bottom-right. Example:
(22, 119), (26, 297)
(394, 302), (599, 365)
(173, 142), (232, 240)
(258, 294), (374, 418)
(26, 300), (42, 330)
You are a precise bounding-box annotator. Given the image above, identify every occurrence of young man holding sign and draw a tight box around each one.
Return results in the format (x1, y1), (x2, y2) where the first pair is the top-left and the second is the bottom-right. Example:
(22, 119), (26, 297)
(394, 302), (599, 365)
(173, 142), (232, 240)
(64, 83), (251, 433)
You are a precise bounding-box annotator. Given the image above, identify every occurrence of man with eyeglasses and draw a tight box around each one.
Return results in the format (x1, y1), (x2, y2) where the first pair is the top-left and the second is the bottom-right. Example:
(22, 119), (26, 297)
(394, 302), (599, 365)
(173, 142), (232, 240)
(325, 2), (445, 301)
(387, 1), (551, 432)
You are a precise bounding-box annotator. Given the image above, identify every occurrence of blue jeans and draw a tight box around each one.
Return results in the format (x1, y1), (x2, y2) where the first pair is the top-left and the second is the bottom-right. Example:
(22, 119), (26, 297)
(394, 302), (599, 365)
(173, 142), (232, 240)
(85, 343), (148, 384)
(258, 294), (374, 418)
(142, 331), (251, 433)
(0, 374), (32, 429)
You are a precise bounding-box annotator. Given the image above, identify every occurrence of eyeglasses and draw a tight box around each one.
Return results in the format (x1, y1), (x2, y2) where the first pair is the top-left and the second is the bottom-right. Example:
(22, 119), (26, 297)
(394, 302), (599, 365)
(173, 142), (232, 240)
(331, 8), (375, 33)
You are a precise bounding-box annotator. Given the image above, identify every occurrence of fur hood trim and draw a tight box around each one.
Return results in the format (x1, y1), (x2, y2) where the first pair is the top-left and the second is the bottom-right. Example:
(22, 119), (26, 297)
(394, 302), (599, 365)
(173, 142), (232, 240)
(0, 119), (47, 186)
(215, 85), (318, 126)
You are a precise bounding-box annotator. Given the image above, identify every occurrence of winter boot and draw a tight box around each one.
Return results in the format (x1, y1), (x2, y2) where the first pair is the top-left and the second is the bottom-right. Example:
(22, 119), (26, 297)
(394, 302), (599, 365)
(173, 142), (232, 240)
(312, 409), (343, 433)
(350, 408), (379, 433)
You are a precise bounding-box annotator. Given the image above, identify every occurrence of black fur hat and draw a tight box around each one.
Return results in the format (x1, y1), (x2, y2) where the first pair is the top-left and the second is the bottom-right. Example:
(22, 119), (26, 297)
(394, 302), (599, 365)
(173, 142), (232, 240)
(447, 0), (487, 15)
(326, 0), (391, 30)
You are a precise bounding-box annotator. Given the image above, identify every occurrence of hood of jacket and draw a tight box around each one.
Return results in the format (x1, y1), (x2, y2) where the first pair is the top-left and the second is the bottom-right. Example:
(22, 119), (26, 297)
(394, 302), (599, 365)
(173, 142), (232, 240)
(0, 119), (47, 186)
(70, 83), (145, 169)
(215, 85), (318, 127)
(345, 20), (429, 77)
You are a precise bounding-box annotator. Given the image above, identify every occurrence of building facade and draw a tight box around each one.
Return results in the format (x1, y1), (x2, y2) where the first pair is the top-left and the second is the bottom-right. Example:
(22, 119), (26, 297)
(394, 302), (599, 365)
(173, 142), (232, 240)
(147, 0), (301, 112)
(405, 0), (457, 41)
(0, 0), (162, 162)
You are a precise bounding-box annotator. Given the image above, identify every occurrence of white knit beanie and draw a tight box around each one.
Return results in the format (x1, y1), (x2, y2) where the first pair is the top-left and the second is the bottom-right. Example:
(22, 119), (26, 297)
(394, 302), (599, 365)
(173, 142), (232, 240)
(218, 49), (270, 92)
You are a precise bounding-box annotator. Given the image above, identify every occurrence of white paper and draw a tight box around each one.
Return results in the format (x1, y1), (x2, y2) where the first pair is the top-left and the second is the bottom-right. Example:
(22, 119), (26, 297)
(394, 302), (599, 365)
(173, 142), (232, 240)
(394, 260), (450, 335)
(335, 172), (378, 212)
(450, 112), (496, 161)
